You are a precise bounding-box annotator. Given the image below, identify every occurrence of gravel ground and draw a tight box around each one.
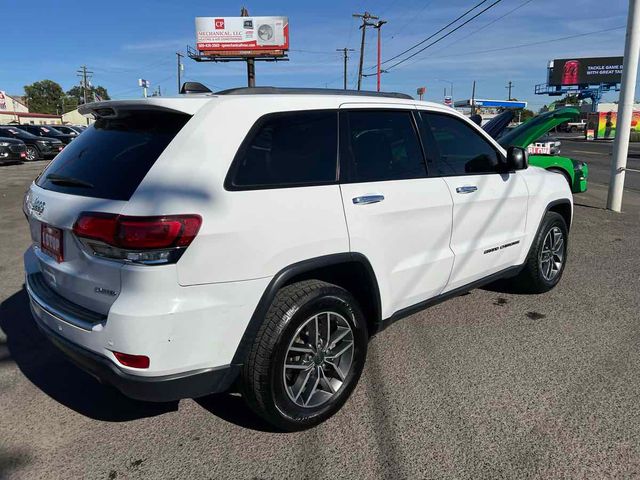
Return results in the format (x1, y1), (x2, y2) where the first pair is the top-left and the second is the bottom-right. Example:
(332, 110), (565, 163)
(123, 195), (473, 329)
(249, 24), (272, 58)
(1, 161), (639, 479)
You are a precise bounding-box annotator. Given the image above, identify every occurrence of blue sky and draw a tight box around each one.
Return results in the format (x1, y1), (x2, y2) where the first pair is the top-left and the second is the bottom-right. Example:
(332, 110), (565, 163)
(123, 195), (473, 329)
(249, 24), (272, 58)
(0, 0), (630, 109)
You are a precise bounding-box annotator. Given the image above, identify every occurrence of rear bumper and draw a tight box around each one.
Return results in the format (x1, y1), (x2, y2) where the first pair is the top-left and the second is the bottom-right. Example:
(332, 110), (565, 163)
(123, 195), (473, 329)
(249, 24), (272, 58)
(24, 265), (246, 402)
(28, 291), (239, 402)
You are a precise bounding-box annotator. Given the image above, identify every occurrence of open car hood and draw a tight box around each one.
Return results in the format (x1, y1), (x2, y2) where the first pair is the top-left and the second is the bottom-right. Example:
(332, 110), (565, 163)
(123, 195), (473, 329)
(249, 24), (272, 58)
(482, 110), (515, 139)
(495, 107), (580, 149)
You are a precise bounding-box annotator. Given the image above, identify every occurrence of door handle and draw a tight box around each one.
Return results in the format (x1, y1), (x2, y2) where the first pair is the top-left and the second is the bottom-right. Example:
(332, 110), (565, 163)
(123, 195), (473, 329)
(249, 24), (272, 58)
(455, 186), (478, 194)
(352, 194), (385, 205)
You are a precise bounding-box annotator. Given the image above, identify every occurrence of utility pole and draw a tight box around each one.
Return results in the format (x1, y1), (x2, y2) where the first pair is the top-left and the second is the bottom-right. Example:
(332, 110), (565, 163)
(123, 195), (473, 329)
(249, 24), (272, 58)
(607, 0), (640, 212)
(336, 48), (355, 90)
(506, 80), (513, 100)
(76, 65), (93, 104)
(374, 20), (387, 92)
(176, 52), (184, 93)
(471, 80), (477, 115)
(353, 12), (378, 90)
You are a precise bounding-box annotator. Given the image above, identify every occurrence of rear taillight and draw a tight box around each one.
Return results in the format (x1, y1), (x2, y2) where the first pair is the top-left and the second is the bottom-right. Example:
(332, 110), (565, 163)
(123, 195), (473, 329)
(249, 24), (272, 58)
(73, 212), (201, 264)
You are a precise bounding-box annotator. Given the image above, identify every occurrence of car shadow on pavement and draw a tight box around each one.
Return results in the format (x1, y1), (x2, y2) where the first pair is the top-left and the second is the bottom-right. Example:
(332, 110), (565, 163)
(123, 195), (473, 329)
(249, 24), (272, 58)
(0, 288), (178, 422)
(195, 393), (281, 433)
(481, 278), (535, 295)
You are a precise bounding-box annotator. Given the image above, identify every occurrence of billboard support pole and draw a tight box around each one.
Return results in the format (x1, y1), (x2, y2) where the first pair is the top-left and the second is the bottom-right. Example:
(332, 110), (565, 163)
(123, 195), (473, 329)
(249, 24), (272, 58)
(241, 7), (256, 88)
(607, 0), (640, 212)
(247, 58), (256, 87)
(176, 52), (183, 93)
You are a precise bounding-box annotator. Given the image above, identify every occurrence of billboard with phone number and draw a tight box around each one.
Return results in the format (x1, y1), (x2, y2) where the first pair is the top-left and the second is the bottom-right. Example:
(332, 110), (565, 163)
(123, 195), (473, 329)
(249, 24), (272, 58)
(196, 16), (289, 56)
(550, 57), (623, 86)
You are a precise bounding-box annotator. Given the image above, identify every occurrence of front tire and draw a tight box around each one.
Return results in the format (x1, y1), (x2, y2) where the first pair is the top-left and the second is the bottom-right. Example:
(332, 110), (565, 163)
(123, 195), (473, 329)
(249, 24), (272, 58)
(25, 145), (40, 162)
(241, 280), (368, 431)
(515, 211), (568, 293)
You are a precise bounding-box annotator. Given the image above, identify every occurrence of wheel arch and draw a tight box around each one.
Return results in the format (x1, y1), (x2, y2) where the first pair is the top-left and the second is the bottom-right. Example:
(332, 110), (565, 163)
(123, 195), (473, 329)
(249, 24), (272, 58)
(231, 253), (382, 366)
(547, 198), (572, 231)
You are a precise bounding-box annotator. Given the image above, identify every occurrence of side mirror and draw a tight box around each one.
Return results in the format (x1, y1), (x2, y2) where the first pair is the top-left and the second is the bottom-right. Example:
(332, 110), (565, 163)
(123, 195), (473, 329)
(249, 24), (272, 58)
(506, 146), (528, 171)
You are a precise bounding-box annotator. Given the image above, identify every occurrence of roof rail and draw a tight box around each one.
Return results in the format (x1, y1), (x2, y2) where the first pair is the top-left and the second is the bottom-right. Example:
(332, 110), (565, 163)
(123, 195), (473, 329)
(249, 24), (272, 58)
(214, 86), (413, 100)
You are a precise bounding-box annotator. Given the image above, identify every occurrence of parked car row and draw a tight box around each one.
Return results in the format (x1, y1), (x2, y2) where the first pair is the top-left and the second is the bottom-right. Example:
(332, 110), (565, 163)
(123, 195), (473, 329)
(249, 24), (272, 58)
(0, 124), (87, 163)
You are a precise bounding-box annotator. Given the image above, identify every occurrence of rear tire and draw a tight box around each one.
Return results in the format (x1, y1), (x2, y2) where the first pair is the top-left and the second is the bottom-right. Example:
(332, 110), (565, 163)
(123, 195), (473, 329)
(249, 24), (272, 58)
(25, 145), (40, 162)
(241, 280), (368, 431)
(515, 211), (568, 293)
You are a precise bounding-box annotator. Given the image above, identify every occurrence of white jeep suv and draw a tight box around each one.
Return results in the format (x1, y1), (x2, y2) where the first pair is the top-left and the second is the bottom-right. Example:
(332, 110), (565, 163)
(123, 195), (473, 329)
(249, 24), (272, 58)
(23, 86), (572, 430)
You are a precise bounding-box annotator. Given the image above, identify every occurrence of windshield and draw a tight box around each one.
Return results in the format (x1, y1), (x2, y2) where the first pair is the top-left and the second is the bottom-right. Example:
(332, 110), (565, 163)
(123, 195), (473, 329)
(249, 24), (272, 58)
(38, 126), (64, 135)
(36, 110), (190, 201)
(0, 127), (38, 139)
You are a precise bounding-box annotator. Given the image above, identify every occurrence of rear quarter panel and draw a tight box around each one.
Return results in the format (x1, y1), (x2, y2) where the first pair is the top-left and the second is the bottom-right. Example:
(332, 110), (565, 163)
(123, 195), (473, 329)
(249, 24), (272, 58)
(122, 96), (351, 285)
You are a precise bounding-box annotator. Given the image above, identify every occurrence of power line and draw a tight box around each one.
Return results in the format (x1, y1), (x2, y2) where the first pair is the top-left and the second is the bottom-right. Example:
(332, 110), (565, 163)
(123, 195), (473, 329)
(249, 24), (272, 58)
(429, 0), (536, 54)
(420, 25), (625, 61)
(379, 0), (490, 67)
(384, 0), (503, 71)
(289, 49), (339, 56)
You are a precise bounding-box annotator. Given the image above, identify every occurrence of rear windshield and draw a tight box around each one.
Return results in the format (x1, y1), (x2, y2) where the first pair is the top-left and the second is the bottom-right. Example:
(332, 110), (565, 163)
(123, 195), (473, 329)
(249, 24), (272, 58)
(36, 110), (190, 201)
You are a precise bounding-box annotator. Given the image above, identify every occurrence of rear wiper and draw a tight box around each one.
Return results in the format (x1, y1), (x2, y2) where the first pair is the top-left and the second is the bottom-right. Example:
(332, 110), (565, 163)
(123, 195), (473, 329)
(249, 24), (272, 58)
(46, 174), (94, 188)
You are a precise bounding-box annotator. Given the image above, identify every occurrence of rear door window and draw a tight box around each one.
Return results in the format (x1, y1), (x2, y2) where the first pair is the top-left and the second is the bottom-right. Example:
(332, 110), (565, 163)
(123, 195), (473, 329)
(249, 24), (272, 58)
(341, 110), (426, 183)
(226, 110), (338, 189)
(36, 110), (190, 201)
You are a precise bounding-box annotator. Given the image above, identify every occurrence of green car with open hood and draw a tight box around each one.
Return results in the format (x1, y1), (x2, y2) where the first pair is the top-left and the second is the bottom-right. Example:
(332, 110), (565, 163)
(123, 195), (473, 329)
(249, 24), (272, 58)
(483, 107), (588, 193)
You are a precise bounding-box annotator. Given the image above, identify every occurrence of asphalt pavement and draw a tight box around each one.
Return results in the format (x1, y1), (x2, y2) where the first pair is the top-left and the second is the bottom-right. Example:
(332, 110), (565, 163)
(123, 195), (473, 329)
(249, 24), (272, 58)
(556, 133), (640, 191)
(1, 159), (639, 479)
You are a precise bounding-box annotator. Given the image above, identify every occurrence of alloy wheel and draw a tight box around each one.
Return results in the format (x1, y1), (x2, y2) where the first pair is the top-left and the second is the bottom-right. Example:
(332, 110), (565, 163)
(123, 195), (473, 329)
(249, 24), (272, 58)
(25, 147), (37, 161)
(539, 226), (564, 281)
(282, 311), (354, 408)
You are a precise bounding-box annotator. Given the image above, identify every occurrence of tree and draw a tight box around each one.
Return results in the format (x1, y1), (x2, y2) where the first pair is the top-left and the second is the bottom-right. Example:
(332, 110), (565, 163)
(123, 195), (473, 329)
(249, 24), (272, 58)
(67, 84), (111, 104)
(520, 108), (535, 122)
(24, 80), (64, 114)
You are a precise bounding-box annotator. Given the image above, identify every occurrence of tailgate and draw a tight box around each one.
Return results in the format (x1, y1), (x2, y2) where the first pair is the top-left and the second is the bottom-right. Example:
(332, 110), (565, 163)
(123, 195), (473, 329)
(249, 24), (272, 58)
(25, 185), (126, 315)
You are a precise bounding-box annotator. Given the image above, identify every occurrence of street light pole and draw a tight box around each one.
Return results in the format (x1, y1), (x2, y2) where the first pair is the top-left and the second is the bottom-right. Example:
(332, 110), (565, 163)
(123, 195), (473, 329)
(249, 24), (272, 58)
(607, 0), (640, 212)
(436, 78), (454, 101)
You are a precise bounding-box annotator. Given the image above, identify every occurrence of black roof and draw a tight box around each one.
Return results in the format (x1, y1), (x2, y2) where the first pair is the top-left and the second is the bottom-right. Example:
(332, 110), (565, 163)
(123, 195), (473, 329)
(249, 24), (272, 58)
(214, 86), (413, 100)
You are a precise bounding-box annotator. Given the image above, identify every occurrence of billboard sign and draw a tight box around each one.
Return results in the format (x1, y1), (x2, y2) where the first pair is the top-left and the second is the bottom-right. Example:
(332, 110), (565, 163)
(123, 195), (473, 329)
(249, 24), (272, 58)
(595, 110), (640, 139)
(550, 57), (623, 86)
(196, 16), (289, 56)
(0, 91), (6, 110)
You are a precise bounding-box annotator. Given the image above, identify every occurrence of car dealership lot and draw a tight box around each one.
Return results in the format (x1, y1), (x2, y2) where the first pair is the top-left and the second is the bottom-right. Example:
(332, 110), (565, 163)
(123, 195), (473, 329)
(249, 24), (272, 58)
(1, 159), (640, 478)
(557, 133), (640, 191)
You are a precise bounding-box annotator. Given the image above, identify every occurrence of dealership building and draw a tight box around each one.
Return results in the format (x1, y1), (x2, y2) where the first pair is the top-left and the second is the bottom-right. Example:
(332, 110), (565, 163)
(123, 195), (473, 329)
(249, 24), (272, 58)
(0, 91), (64, 125)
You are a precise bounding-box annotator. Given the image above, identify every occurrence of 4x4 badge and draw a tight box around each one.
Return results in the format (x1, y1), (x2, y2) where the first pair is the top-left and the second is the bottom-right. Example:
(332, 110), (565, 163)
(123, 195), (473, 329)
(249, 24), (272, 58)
(30, 197), (46, 215)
